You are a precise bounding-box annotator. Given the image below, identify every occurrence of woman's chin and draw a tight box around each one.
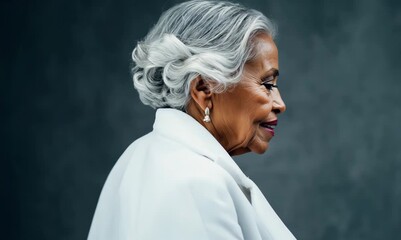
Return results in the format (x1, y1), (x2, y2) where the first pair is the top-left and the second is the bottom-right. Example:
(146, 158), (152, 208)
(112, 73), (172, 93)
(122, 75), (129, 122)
(249, 141), (269, 154)
(228, 132), (272, 156)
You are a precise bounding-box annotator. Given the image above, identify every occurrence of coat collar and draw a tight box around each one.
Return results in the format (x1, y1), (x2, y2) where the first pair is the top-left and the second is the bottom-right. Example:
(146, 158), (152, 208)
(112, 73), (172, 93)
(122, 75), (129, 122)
(153, 109), (296, 239)
(153, 108), (253, 189)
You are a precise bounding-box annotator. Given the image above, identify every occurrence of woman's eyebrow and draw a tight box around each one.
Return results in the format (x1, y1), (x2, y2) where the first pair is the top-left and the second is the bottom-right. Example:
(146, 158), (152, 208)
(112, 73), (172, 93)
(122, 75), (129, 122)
(263, 68), (279, 79)
(270, 68), (279, 77)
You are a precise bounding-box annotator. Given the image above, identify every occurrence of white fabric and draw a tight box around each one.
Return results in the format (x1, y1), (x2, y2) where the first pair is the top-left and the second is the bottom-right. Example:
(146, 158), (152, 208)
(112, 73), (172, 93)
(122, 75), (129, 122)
(88, 108), (296, 240)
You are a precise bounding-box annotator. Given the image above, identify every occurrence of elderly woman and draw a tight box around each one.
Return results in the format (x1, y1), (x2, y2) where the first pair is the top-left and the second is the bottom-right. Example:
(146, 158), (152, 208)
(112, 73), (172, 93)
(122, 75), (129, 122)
(89, 0), (296, 239)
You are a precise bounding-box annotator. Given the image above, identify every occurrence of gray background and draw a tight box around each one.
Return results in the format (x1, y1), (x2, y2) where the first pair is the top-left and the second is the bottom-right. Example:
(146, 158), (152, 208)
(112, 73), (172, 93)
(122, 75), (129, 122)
(2, 0), (401, 239)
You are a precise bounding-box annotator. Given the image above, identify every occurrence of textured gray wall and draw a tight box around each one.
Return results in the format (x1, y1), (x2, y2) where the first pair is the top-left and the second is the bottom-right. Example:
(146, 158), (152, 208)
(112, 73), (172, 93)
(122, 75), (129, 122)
(2, 0), (401, 239)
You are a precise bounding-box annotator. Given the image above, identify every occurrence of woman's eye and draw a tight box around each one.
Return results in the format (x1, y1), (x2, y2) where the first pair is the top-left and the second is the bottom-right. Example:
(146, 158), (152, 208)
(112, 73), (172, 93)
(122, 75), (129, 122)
(261, 75), (275, 90)
(263, 82), (274, 90)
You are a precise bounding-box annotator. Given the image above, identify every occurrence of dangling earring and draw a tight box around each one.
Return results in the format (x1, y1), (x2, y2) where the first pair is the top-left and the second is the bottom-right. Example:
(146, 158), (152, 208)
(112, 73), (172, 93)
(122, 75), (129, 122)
(203, 107), (211, 123)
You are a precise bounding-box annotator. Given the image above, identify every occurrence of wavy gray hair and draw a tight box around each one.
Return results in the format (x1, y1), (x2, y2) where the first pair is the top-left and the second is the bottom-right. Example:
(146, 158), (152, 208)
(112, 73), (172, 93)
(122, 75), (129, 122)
(132, 0), (276, 110)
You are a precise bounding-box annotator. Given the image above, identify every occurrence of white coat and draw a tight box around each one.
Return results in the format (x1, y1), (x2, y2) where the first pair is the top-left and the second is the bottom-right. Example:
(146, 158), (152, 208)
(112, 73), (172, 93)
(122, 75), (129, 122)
(88, 108), (296, 240)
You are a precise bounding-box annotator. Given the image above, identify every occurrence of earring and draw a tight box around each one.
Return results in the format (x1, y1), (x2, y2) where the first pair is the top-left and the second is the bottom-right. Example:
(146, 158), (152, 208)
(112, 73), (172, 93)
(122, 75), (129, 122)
(203, 107), (211, 123)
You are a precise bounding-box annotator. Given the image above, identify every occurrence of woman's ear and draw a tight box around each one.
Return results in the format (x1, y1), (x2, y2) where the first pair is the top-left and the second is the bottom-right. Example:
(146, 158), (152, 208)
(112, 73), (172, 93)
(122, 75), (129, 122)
(189, 76), (213, 110)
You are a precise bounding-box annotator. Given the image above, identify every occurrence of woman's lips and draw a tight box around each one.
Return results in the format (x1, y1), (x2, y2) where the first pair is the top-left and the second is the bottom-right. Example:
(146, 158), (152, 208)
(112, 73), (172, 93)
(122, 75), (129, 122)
(260, 119), (278, 136)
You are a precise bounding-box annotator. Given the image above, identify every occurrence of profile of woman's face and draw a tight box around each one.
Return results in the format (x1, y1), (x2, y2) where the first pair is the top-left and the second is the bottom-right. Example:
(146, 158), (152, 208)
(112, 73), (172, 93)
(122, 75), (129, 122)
(211, 33), (286, 155)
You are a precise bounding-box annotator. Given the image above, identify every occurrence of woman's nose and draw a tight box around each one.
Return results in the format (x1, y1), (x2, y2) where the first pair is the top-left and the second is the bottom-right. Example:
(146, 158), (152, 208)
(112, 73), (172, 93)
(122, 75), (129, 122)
(272, 89), (286, 114)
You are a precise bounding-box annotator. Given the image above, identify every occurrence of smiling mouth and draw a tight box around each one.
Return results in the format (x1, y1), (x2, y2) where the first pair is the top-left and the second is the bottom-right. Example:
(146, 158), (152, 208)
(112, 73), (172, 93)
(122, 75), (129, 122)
(260, 120), (277, 136)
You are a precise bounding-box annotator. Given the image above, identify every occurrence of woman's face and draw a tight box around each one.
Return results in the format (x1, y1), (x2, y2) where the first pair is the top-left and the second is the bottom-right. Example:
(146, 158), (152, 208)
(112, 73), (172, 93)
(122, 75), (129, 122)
(211, 33), (286, 155)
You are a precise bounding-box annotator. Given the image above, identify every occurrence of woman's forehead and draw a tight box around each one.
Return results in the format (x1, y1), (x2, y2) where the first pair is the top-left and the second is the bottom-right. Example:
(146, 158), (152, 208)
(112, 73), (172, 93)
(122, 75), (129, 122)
(252, 34), (278, 59)
(246, 34), (279, 73)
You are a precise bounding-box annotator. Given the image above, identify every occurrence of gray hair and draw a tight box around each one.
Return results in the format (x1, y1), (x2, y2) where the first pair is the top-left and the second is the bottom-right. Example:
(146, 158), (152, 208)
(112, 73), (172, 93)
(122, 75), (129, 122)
(132, 0), (276, 110)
